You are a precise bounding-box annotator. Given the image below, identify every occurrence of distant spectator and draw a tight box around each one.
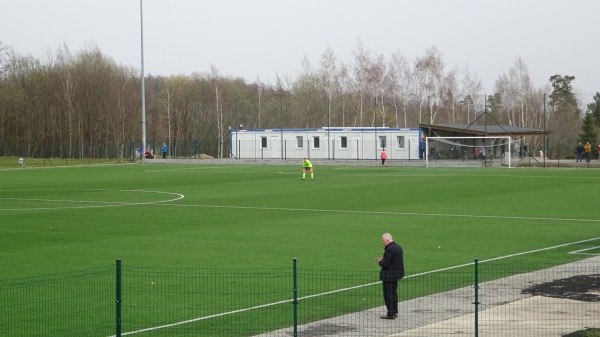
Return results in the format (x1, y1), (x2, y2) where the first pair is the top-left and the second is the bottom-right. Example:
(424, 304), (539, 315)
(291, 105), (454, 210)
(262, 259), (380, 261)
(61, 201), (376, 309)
(584, 141), (591, 162)
(419, 138), (426, 159)
(519, 146), (523, 158)
(161, 143), (168, 159)
(380, 149), (387, 166)
(576, 142), (584, 162)
(456, 141), (464, 160)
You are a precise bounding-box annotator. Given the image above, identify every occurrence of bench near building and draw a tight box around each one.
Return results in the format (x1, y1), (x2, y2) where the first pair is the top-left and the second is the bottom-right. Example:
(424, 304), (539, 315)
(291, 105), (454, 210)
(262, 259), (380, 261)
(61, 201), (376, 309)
(229, 127), (423, 161)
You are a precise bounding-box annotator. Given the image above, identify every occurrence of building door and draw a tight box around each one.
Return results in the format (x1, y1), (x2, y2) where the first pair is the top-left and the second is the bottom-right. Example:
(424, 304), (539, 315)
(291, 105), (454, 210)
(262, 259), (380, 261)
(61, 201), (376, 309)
(271, 136), (281, 159)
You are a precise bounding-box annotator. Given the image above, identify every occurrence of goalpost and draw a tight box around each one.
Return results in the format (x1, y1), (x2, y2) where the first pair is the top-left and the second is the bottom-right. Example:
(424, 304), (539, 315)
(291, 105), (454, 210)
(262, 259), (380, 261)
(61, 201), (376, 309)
(425, 136), (522, 168)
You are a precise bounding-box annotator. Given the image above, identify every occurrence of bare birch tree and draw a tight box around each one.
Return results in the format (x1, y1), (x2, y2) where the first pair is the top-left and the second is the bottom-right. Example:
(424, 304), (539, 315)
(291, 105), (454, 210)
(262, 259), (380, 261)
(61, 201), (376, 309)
(0, 42), (9, 76)
(319, 46), (338, 130)
(413, 47), (445, 124)
(458, 64), (483, 125)
(160, 78), (174, 151)
(369, 53), (386, 127)
(352, 40), (372, 126)
(336, 62), (352, 127)
(495, 58), (536, 127)
(209, 65), (225, 158)
(294, 56), (320, 127)
(386, 51), (412, 128)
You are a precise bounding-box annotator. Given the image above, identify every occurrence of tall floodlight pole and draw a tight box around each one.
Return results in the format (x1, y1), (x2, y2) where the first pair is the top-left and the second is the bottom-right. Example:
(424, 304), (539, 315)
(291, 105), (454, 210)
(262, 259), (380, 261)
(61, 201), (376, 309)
(484, 95), (488, 136)
(280, 97), (283, 159)
(140, 0), (147, 159)
(327, 96), (331, 160)
(543, 94), (547, 167)
(484, 95), (488, 164)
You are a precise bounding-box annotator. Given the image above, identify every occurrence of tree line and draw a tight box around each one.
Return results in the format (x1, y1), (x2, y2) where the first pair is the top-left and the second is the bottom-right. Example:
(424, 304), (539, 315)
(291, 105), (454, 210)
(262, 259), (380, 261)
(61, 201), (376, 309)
(0, 41), (598, 159)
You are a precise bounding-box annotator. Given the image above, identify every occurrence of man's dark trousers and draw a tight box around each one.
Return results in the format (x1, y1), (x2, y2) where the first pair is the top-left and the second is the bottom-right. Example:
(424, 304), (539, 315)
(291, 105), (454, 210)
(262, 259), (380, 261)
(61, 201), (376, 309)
(383, 280), (398, 316)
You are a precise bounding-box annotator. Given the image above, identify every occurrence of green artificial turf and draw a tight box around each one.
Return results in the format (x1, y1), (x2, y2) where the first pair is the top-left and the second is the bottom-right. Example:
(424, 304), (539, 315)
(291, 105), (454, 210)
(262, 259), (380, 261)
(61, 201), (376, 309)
(1, 164), (598, 278)
(1, 163), (599, 336)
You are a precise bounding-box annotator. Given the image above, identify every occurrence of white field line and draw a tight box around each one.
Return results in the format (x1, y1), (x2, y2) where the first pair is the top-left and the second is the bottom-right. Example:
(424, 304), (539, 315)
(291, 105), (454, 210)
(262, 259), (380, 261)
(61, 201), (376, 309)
(170, 203), (600, 223)
(0, 197), (128, 204)
(569, 246), (600, 255)
(0, 189), (184, 211)
(145, 167), (227, 172)
(111, 237), (600, 337)
(278, 171), (600, 180)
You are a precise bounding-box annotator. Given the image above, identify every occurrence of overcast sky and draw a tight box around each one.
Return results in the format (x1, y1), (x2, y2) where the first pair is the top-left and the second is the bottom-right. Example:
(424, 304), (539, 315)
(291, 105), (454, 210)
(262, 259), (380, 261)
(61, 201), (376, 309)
(2, 0), (598, 102)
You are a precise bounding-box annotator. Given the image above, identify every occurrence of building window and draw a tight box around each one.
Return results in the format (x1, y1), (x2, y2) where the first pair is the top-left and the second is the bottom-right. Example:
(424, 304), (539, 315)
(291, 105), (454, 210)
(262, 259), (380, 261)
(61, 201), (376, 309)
(297, 136), (304, 148)
(379, 136), (387, 149)
(313, 137), (320, 149)
(261, 137), (267, 149)
(341, 136), (348, 149)
(397, 136), (405, 149)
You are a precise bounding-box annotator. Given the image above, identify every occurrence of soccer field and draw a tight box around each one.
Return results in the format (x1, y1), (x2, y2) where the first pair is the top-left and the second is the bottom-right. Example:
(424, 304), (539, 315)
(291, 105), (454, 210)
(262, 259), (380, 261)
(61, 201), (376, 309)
(1, 163), (599, 280)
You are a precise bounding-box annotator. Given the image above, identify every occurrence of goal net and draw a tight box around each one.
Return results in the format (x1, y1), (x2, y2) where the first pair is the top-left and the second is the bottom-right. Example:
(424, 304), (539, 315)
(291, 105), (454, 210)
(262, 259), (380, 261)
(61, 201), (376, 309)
(425, 136), (522, 168)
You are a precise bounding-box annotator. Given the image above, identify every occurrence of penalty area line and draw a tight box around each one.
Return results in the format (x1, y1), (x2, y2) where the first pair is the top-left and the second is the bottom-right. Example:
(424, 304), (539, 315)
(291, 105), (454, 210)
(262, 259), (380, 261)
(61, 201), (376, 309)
(109, 237), (600, 337)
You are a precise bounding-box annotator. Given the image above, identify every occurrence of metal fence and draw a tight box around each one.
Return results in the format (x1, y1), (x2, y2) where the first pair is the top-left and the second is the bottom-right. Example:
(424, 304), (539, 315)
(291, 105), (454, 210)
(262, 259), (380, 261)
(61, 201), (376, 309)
(1, 258), (598, 337)
(3, 136), (600, 165)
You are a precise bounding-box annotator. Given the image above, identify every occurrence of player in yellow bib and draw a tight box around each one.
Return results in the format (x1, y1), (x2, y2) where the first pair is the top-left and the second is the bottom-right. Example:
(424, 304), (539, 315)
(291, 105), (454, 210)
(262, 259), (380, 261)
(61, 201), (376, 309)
(302, 158), (314, 180)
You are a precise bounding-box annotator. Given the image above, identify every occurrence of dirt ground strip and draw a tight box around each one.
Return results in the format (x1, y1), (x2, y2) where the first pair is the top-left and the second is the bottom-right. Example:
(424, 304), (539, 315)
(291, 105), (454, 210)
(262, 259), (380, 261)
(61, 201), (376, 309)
(255, 255), (600, 337)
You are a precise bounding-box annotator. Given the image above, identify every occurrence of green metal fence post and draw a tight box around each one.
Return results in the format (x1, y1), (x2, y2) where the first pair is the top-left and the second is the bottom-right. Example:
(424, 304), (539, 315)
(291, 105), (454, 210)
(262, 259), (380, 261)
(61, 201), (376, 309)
(293, 258), (298, 337)
(474, 258), (479, 337)
(116, 259), (122, 337)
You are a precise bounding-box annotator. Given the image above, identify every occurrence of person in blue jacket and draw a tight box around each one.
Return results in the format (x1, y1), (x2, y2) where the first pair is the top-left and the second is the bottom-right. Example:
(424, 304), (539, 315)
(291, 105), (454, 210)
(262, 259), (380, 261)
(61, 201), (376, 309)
(161, 143), (168, 159)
